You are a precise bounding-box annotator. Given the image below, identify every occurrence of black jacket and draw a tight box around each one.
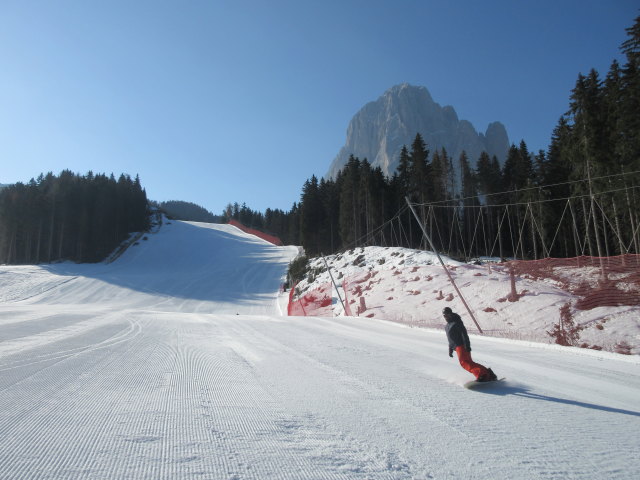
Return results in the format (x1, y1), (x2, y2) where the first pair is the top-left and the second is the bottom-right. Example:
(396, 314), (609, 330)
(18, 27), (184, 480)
(445, 312), (471, 355)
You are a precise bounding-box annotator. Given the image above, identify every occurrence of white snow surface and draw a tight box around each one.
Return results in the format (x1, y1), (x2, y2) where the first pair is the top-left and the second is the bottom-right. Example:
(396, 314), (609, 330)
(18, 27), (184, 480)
(1, 221), (639, 479)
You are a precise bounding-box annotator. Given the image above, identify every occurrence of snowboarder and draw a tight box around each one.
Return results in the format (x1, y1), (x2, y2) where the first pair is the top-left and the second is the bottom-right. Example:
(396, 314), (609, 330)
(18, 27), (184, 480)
(443, 307), (497, 382)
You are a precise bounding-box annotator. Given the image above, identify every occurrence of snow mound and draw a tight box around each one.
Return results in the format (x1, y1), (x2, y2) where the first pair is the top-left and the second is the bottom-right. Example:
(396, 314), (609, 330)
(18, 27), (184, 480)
(294, 247), (640, 355)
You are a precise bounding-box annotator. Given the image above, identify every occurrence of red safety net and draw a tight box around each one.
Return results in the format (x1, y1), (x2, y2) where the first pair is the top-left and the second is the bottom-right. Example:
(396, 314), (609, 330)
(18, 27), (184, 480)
(343, 271), (377, 317)
(506, 254), (640, 310)
(288, 282), (333, 317)
(339, 254), (639, 332)
(228, 219), (283, 246)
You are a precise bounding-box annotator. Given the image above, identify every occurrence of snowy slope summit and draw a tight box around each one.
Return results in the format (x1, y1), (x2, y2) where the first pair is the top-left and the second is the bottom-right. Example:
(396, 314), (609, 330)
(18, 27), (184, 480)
(0, 220), (298, 314)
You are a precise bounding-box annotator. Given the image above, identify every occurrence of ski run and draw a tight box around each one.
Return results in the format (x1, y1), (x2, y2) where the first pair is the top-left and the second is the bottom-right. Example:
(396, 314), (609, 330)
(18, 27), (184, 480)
(1, 220), (639, 479)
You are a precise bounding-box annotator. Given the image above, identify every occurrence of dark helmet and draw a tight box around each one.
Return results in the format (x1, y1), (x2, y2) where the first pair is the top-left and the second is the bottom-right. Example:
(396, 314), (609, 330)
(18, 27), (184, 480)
(442, 307), (452, 315)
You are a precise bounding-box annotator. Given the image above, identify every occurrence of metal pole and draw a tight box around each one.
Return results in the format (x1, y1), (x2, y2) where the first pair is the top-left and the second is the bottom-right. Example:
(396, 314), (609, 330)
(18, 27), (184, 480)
(321, 253), (347, 315)
(405, 197), (483, 333)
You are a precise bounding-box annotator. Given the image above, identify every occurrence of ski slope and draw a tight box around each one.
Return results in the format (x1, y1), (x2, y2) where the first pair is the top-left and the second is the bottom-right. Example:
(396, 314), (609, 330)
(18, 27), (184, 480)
(1, 221), (639, 479)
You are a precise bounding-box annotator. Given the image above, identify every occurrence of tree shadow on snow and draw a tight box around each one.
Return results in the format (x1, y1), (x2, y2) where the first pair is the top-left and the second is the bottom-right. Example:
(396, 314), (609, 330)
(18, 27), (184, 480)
(37, 222), (291, 305)
(469, 381), (640, 418)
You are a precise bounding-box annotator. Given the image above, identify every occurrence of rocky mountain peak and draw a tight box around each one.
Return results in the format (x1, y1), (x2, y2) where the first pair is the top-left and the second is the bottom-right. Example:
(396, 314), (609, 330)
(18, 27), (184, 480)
(326, 84), (510, 183)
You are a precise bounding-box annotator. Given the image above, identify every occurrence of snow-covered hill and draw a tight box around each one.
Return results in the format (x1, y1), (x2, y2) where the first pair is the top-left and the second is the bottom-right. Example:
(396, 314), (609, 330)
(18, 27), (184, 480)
(294, 246), (640, 355)
(1, 221), (639, 479)
(0, 221), (297, 315)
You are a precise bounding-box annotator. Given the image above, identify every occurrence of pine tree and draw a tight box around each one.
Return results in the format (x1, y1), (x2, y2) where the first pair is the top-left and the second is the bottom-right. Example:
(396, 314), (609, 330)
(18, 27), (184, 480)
(319, 177), (340, 253)
(620, 15), (640, 168)
(396, 145), (411, 195)
(459, 151), (480, 259)
(338, 155), (361, 246)
(300, 175), (324, 255)
(408, 133), (430, 204)
(475, 152), (502, 198)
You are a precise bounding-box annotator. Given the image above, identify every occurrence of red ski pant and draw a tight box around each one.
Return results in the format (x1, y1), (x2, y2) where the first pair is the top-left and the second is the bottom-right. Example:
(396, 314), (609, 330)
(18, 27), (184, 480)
(455, 346), (490, 380)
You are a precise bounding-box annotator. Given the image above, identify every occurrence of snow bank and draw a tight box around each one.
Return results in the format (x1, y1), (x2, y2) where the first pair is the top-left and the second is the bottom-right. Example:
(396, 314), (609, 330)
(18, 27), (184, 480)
(294, 247), (640, 355)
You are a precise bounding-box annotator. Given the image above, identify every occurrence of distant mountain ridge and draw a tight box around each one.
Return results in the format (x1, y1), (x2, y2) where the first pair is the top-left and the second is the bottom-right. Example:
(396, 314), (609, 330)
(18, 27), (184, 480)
(327, 83), (510, 182)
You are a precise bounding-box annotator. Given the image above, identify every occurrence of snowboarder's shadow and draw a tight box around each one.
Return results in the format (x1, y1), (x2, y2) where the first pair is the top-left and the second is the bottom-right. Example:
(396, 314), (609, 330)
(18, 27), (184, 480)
(470, 381), (640, 418)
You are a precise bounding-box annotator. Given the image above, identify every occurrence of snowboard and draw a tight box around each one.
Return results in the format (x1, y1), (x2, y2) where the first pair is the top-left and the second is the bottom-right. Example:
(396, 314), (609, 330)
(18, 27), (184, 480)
(464, 377), (505, 389)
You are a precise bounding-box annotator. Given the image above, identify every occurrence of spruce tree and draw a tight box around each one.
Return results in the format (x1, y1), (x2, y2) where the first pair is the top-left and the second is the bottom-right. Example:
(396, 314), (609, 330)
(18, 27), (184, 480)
(338, 155), (361, 247)
(300, 175), (324, 255)
(408, 133), (430, 204)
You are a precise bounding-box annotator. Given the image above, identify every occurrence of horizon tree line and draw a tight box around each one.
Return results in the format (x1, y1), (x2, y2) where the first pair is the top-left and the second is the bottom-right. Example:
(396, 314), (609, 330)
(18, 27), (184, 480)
(0, 170), (149, 264)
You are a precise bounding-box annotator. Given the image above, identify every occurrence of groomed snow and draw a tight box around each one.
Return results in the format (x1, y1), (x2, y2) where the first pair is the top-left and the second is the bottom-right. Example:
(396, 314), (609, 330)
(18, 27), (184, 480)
(1, 220), (639, 479)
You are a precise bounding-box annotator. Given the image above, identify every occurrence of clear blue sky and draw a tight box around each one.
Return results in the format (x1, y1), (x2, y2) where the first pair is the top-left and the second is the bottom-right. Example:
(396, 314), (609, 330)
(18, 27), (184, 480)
(1, 1), (637, 214)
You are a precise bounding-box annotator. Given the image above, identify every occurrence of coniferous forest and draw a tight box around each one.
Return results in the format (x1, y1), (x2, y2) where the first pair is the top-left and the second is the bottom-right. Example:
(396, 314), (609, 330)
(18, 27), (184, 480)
(226, 16), (640, 261)
(157, 200), (221, 223)
(0, 171), (149, 264)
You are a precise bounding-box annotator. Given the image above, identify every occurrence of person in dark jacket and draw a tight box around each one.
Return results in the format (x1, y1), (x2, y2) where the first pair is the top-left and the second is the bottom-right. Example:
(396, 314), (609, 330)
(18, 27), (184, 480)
(443, 306), (497, 382)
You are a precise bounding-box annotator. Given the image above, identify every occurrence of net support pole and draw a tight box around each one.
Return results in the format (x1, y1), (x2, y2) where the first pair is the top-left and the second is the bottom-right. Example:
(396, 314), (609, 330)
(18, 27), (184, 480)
(321, 253), (347, 315)
(405, 197), (483, 334)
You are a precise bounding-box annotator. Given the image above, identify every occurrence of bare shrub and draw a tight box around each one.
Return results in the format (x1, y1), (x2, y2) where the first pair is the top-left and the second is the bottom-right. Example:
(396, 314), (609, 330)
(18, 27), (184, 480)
(547, 302), (582, 346)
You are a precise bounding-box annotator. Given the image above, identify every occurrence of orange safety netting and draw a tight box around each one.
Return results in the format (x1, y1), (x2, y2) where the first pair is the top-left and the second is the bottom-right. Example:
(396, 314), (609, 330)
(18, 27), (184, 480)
(228, 219), (283, 246)
(506, 254), (640, 310)
(328, 254), (639, 354)
(342, 255), (640, 317)
(343, 272), (376, 317)
(288, 282), (333, 316)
